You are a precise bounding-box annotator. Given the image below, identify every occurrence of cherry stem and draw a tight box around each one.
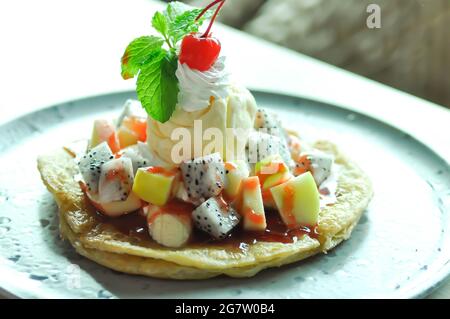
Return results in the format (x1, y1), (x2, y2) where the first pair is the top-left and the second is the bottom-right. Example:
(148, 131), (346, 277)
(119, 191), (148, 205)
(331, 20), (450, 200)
(202, 0), (225, 38)
(195, 0), (226, 38)
(195, 0), (224, 22)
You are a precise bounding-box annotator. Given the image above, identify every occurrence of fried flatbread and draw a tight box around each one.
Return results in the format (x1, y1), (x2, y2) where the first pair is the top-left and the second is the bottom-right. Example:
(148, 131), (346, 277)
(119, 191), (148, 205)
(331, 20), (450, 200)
(37, 140), (372, 279)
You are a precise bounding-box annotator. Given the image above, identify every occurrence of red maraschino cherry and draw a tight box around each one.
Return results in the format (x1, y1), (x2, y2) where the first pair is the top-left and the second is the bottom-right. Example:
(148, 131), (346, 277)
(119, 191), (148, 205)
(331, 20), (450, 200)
(179, 34), (221, 72)
(179, 0), (225, 72)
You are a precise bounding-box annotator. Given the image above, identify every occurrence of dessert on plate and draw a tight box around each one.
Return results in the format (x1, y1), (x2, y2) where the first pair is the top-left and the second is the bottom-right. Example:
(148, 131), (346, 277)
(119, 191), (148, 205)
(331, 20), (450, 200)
(37, 0), (373, 279)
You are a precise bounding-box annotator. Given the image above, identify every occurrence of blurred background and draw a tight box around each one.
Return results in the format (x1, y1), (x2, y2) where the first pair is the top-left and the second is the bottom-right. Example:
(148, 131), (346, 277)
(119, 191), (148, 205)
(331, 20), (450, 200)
(170, 0), (450, 108)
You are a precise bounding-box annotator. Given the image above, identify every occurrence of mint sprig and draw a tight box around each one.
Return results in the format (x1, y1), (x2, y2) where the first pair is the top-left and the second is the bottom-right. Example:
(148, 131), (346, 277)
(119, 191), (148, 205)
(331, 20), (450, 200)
(168, 9), (207, 45)
(121, 2), (211, 123)
(121, 36), (164, 80)
(136, 51), (179, 123)
(151, 12), (169, 43)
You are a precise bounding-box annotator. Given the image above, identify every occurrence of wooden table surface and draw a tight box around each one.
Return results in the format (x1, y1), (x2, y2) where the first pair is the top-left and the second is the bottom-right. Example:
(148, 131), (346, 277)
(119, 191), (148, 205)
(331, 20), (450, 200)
(0, 0), (449, 299)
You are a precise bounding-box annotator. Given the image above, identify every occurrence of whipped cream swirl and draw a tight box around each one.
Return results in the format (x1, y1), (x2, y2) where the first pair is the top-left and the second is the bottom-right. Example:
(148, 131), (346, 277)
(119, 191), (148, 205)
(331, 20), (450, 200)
(175, 56), (231, 112)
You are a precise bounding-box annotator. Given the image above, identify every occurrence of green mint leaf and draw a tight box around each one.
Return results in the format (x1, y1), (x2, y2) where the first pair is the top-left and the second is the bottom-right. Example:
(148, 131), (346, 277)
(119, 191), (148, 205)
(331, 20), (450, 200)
(136, 51), (179, 123)
(168, 8), (205, 44)
(152, 11), (168, 38)
(164, 1), (192, 22)
(163, 2), (212, 45)
(121, 36), (164, 80)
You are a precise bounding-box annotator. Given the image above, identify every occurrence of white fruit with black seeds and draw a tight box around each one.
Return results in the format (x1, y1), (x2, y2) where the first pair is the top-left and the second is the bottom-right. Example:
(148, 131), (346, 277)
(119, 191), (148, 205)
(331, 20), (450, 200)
(192, 197), (241, 240)
(245, 131), (294, 170)
(307, 151), (334, 186)
(98, 157), (134, 203)
(254, 108), (286, 138)
(121, 145), (150, 175)
(121, 142), (169, 175)
(172, 181), (196, 204)
(77, 142), (114, 194)
(295, 151), (334, 186)
(180, 153), (225, 204)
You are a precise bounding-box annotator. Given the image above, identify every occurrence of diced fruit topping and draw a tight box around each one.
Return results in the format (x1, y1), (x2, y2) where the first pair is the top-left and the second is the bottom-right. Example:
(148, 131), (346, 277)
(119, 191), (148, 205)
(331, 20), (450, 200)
(172, 178), (197, 205)
(117, 127), (138, 149)
(241, 176), (266, 231)
(146, 202), (193, 248)
(87, 191), (142, 218)
(255, 154), (292, 190)
(270, 172), (320, 228)
(223, 160), (250, 201)
(90, 119), (120, 153)
(246, 131), (294, 171)
(293, 154), (312, 176)
(116, 99), (147, 128)
(180, 153), (225, 204)
(294, 151), (334, 186)
(116, 110), (147, 149)
(192, 196), (241, 239)
(254, 108), (286, 138)
(133, 166), (177, 206)
(78, 142), (114, 194)
(117, 115), (147, 148)
(120, 144), (151, 175)
(120, 142), (168, 176)
(123, 116), (147, 141)
(254, 155), (293, 208)
(287, 133), (311, 159)
(98, 157), (134, 203)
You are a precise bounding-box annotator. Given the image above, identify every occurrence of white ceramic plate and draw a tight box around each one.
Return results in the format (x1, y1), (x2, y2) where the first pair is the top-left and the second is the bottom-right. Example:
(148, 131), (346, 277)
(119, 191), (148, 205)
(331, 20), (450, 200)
(0, 91), (449, 299)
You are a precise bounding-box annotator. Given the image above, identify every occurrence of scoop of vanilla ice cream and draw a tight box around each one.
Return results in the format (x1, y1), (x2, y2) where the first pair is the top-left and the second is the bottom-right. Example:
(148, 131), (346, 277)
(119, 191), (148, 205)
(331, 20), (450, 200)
(146, 84), (257, 166)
